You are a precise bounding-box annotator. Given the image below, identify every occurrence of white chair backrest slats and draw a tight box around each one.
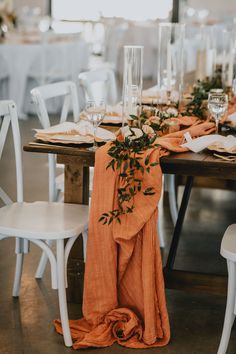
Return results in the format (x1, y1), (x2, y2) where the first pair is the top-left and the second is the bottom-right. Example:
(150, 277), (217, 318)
(0, 187), (12, 205)
(78, 68), (117, 105)
(31, 81), (80, 129)
(0, 101), (23, 203)
(0, 114), (11, 159)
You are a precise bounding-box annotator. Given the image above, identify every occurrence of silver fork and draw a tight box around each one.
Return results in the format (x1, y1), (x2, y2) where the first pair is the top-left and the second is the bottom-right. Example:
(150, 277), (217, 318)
(213, 153), (236, 162)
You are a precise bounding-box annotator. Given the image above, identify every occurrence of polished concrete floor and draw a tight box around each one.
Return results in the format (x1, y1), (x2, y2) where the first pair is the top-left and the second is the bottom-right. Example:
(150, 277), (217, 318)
(1, 116), (236, 353)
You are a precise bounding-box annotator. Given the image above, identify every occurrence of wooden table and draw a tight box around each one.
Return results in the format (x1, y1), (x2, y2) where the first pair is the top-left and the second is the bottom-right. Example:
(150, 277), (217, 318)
(24, 142), (236, 301)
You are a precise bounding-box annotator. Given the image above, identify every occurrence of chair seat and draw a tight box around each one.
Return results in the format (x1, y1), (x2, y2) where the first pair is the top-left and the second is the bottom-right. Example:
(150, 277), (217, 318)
(221, 224), (236, 261)
(0, 201), (89, 240)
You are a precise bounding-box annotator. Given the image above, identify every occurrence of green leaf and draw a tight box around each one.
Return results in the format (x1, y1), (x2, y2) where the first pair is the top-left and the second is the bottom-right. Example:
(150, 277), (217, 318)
(144, 155), (150, 165)
(150, 162), (158, 167)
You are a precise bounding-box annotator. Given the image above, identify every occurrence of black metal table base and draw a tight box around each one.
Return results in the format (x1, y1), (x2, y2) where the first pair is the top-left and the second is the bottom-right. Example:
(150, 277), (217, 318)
(166, 176), (194, 270)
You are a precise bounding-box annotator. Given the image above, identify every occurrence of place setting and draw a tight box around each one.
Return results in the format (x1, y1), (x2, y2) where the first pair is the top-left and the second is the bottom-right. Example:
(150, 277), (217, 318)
(33, 100), (118, 150)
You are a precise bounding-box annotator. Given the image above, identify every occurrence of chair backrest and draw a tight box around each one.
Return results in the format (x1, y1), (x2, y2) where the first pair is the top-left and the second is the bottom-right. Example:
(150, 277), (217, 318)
(30, 81), (80, 128)
(0, 100), (23, 203)
(78, 68), (117, 106)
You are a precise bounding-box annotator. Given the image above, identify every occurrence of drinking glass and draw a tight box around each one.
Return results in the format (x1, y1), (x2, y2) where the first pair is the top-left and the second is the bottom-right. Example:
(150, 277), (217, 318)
(232, 78), (236, 96)
(85, 100), (106, 151)
(157, 23), (185, 104)
(122, 45), (143, 125)
(208, 93), (228, 133)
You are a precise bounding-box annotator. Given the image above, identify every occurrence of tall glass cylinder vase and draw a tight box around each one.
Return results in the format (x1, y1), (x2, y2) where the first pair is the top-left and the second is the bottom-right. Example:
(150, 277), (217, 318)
(157, 23), (185, 103)
(195, 25), (217, 81)
(122, 45), (143, 124)
(222, 29), (236, 88)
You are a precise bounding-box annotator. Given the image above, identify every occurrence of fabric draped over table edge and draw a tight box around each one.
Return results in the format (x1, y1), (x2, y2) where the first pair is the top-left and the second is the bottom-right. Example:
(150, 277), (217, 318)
(54, 116), (215, 349)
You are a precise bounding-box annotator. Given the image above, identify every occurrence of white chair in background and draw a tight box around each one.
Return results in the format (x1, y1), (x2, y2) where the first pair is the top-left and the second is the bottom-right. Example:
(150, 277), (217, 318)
(0, 100), (89, 347)
(0, 54), (9, 100)
(217, 226), (236, 354)
(78, 68), (117, 107)
(31, 81), (80, 202)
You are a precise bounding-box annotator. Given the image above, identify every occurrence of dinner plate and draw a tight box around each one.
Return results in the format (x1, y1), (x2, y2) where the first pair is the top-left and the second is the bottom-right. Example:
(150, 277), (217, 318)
(34, 121), (116, 145)
(36, 134), (94, 145)
(101, 114), (123, 125)
(207, 144), (236, 155)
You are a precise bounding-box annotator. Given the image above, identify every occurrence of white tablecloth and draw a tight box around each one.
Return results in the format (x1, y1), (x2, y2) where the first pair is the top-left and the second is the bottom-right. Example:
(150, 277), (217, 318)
(0, 34), (90, 117)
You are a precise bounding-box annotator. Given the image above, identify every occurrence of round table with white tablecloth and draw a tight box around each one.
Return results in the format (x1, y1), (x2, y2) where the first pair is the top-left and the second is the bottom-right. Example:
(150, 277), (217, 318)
(0, 32), (90, 118)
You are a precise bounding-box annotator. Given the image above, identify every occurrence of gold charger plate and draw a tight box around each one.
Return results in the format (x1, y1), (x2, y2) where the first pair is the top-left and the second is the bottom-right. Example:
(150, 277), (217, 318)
(207, 144), (236, 155)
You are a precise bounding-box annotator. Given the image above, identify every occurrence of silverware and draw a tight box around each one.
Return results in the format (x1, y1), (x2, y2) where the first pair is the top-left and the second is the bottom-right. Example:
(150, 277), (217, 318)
(213, 153), (236, 162)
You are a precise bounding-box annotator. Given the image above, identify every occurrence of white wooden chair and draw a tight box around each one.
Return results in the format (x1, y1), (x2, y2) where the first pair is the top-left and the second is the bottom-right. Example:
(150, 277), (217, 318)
(0, 100), (88, 347)
(78, 68), (117, 106)
(217, 226), (236, 353)
(31, 81), (80, 202)
(31, 81), (83, 279)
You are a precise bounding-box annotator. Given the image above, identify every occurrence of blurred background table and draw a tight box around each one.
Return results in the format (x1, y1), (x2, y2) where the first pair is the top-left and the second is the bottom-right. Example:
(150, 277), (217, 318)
(0, 31), (90, 118)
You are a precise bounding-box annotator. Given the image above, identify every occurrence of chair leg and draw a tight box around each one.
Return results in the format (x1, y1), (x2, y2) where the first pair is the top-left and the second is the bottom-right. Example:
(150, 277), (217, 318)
(217, 260), (236, 354)
(35, 240), (53, 279)
(56, 239), (72, 347)
(12, 253), (24, 297)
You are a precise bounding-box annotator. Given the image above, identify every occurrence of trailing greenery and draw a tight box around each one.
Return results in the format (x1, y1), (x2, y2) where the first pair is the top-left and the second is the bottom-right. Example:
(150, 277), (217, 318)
(182, 69), (223, 118)
(99, 114), (160, 225)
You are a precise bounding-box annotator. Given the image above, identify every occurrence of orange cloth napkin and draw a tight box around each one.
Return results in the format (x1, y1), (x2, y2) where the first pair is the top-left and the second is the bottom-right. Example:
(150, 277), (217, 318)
(54, 117), (215, 349)
(220, 98), (236, 124)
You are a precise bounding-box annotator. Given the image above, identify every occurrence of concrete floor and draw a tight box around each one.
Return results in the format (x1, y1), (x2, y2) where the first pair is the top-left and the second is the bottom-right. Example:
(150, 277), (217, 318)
(1, 115), (236, 353)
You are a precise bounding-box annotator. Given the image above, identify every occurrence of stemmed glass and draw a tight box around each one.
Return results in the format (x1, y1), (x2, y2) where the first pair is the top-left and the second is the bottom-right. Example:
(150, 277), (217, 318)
(232, 78), (236, 96)
(208, 93), (228, 134)
(85, 100), (106, 151)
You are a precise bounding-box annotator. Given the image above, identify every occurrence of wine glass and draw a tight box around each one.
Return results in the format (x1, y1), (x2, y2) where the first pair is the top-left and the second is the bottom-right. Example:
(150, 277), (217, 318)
(208, 93), (228, 134)
(85, 100), (106, 151)
(232, 78), (236, 97)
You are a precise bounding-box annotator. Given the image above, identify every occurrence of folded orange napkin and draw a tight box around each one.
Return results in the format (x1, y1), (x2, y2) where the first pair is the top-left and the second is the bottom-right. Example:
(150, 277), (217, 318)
(54, 117), (215, 349)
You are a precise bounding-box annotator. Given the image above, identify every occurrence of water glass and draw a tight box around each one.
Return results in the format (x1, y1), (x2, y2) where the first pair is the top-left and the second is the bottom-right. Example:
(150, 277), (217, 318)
(208, 93), (228, 133)
(232, 78), (236, 96)
(85, 100), (106, 151)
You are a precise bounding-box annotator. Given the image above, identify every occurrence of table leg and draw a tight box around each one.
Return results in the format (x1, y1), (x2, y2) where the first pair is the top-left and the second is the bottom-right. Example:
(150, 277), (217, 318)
(166, 176), (193, 270)
(64, 164), (90, 303)
(64, 164), (89, 204)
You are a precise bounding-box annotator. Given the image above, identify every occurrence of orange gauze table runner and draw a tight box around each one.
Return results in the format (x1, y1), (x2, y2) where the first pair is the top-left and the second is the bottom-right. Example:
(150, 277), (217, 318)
(54, 117), (215, 349)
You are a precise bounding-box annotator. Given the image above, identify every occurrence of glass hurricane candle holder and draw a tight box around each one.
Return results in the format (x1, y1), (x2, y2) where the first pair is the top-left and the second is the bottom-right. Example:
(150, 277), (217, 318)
(222, 29), (236, 88)
(157, 23), (185, 104)
(122, 45), (143, 125)
(195, 25), (217, 81)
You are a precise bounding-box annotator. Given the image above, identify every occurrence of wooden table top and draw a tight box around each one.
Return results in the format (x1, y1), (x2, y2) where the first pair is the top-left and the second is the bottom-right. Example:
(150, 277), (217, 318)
(23, 141), (236, 180)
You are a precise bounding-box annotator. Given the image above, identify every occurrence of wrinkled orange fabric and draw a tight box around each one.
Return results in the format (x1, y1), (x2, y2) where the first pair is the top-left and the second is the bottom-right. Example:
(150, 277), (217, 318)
(54, 117), (215, 349)
(220, 98), (236, 124)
